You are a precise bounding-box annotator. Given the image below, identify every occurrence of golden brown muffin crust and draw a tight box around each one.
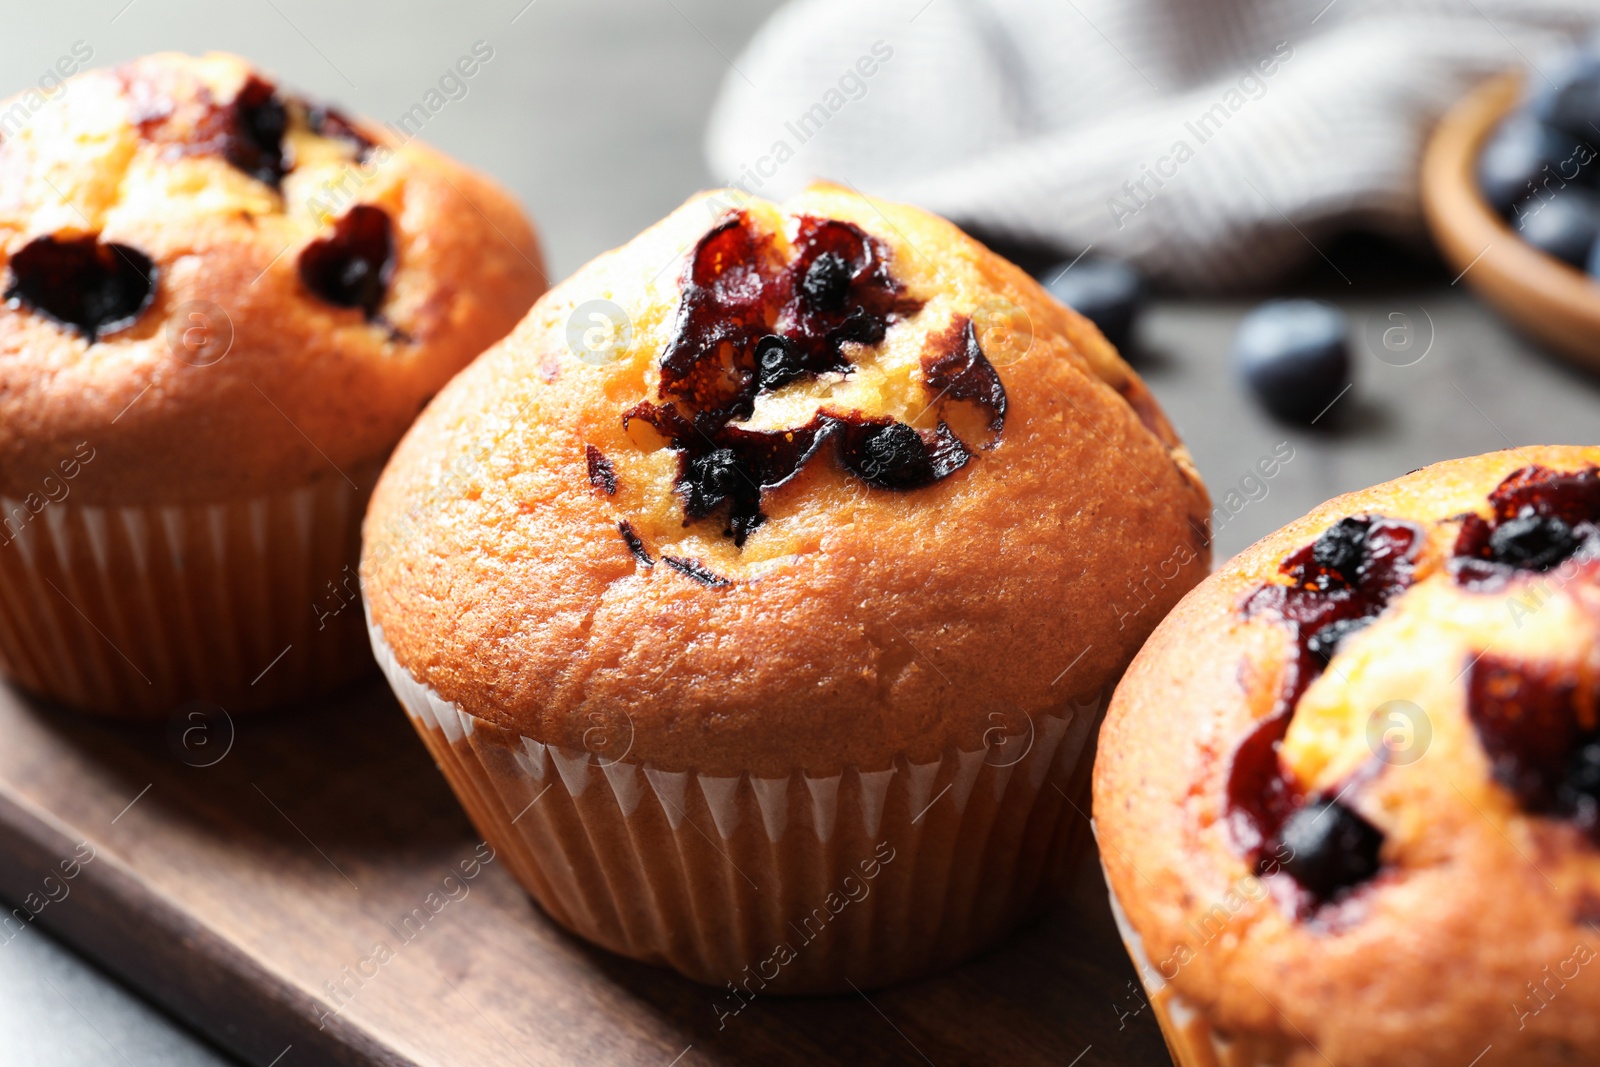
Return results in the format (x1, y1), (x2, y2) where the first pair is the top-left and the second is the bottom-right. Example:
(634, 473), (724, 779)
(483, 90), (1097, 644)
(1095, 445), (1600, 1067)
(363, 185), (1209, 776)
(0, 52), (543, 504)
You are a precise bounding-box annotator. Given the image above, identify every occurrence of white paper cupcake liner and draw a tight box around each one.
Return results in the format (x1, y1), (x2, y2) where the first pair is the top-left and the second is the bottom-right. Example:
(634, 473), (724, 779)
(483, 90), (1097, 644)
(369, 613), (1107, 993)
(0, 470), (376, 717)
(1100, 855), (1285, 1067)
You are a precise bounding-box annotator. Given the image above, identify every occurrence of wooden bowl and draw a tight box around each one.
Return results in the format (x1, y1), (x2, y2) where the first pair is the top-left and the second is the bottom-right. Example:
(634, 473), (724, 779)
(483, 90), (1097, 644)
(1421, 71), (1600, 372)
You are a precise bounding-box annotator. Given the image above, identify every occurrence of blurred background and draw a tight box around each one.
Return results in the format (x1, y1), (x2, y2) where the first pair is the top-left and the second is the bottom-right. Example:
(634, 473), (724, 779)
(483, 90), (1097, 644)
(3, 0), (1600, 1062)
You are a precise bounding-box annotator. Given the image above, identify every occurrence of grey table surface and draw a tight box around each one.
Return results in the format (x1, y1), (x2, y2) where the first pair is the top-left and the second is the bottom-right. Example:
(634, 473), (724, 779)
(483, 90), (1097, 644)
(1, 1), (1598, 1065)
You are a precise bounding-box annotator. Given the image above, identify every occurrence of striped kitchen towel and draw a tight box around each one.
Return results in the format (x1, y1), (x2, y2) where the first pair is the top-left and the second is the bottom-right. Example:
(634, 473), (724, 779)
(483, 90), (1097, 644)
(704, 0), (1596, 289)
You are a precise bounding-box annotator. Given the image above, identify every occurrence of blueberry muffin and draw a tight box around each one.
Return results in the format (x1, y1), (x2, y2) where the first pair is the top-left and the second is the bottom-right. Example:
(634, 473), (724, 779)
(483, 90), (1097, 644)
(0, 52), (544, 716)
(1096, 446), (1600, 1066)
(362, 183), (1209, 992)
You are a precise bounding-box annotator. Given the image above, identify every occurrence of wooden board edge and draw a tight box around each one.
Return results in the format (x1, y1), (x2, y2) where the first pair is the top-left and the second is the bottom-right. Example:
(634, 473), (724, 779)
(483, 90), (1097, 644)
(0, 783), (411, 1067)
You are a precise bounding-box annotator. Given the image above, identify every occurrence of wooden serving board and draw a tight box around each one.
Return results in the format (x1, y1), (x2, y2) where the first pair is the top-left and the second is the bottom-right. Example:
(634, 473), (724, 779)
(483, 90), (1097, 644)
(0, 676), (1171, 1066)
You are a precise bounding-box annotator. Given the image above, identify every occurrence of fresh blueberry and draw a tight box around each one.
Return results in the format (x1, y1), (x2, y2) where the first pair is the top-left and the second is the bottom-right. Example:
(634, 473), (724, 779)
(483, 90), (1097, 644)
(1278, 799), (1384, 905)
(1310, 516), (1370, 584)
(1511, 187), (1600, 268)
(683, 448), (741, 516)
(1486, 513), (1579, 571)
(1529, 50), (1600, 142)
(754, 334), (805, 391)
(1233, 300), (1351, 424)
(1477, 113), (1595, 214)
(801, 251), (853, 312)
(1041, 258), (1145, 352)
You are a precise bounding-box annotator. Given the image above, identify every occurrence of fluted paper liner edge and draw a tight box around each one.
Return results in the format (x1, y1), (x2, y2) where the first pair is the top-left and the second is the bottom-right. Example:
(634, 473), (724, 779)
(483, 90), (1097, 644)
(0, 472), (374, 716)
(368, 608), (1106, 993)
(1099, 843), (1271, 1067)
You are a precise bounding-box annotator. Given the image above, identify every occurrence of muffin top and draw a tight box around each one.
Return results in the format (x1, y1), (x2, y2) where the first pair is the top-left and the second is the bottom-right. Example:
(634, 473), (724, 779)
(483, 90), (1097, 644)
(363, 184), (1209, 776)
(0, 52), (543, 504)
(1095, 446), (1600, 1067)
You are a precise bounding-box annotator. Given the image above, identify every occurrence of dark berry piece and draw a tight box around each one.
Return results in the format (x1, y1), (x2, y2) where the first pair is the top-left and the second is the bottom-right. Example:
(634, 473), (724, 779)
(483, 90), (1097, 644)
(586, 445), (618, 496)
(1233, 300), (1351, 424)
(1486, 465), (1600, 527)
(1467, 654), (1600, 841)
(853, 421), (924, 485)
(662, 555), (731, 587)
(1041, 257), (1145, 352)
(682, 448), (743, 518)
(1304, 616), (1371, 664)
(618, 521), (652, 565)
(1227, 712), (1296, 859)
(305, 103), (374, 155)
(754, 334), (805, 391)
(658, 213), (908, 423)
(1310, 517), (1370, 586)
(226, 76), (290, 187)
(1512, 188), (1600, 268)
(1277, 799), (1384, 904)
(827, 306), (888, 347)
(800, 251), (852, 311)
(1452, 466), (1600, 585)
(6, 235), (157, 342)
(638, 211), (976, 550)
(836, 419), (970, 491)
(298, 205), (395, 317)
(1469, 655), (1582, 813)
(1487, 512), (1579, 570)
(1233, 516), (1424, 866)
(922, 318), (1007, 435)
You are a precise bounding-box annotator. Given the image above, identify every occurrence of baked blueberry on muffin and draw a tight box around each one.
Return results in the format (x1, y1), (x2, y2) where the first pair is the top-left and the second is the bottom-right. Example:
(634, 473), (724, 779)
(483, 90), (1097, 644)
(0, 53), (544, 716)
(1095, 446), (1600, 1066)
(362, 184), (1209, 992)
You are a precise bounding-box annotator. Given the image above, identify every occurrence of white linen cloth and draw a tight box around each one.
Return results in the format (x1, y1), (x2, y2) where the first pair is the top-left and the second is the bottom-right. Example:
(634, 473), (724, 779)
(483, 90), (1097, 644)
(705, 0), (1598, 289)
